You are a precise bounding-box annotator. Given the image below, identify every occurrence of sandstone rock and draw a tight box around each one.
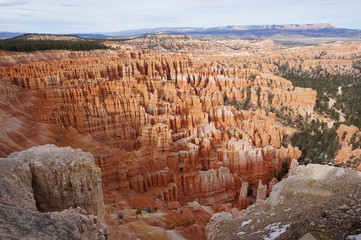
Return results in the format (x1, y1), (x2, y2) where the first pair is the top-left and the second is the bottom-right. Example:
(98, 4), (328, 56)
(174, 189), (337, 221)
(0, 154), (35, 211)
(300, 233), (317, 240)
(336, 124), (361, 164)
(175, 167), (237, 205)
(2, 41), (359, 239)
(288, 158), (299, 176)
(267, 177), (278, 195)
(5, 145), (105, 218)
(256, 180), (267, 202)
(0, 145), (107, 240)
(0, 202), (107, 240)
(167, 201), (182, 210)
(238, 181), (249, 208)
(0, 44), (306, 214)
(206, 164), (361, 240)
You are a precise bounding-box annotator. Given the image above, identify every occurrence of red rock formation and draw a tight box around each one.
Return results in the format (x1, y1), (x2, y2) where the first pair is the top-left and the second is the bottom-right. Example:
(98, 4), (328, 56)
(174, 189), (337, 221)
(288, 158), (299, 176)
(238, 181), (249, 208)
(336, 124), (361, 169)
(256, 180), (267, 202)
(0, 48), (307, 202)
(4, 40), (350, 239)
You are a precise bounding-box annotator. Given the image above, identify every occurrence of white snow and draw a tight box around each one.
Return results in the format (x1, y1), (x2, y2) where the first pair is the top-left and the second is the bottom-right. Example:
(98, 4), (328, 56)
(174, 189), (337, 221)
(284, 208), (291, 212)
(237, 232), (246, 236)
(337, 86), (342, 95)
(262, 222), (291, 240)
(347, 234), (361, 240)
(240, 219), (253, 228)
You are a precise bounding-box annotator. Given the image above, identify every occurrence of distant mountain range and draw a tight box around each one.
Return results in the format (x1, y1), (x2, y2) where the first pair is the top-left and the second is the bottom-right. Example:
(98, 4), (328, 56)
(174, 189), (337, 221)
(0, 32), (25, 38)
(1, 24), (361, 41)
(104, 23), (337, 36)
(103, 23), (361, 38)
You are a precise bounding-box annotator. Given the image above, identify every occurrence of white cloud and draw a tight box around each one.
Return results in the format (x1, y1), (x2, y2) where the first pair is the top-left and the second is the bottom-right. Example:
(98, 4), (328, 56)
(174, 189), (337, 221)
(0, 0), (360, 33)
(0, 0), (28, 6)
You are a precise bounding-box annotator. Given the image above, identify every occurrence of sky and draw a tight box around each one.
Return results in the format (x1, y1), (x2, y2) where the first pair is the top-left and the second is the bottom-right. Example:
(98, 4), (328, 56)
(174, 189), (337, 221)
(0, 0), (360, 34)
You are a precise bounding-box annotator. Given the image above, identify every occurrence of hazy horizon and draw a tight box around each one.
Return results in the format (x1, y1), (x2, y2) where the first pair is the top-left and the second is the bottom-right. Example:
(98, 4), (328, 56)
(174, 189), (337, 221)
(0, 0), (360, 34)
(2, 23), (359, 35)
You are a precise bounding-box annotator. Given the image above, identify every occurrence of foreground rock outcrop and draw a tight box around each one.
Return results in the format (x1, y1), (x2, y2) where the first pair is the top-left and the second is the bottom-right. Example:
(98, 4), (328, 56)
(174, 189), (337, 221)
(206, 164), (361, 240)
(0, 145), (107, 240)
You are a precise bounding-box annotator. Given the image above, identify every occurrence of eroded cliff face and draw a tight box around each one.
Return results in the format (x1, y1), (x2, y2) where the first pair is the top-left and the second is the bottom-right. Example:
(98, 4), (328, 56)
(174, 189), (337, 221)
(0, 40), (359, 239)
(0, 145), (107, 240)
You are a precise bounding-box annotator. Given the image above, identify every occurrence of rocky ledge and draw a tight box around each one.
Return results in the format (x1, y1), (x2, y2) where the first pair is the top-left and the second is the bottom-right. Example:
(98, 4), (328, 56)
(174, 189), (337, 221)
(0, 145), (108, 240)
(206, 164), (361, 240)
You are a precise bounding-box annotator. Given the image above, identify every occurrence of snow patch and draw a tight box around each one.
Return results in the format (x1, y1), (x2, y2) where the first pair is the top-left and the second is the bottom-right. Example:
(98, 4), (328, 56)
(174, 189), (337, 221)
(237, 232), (246, 236)
(262, 222), (291, 240)
(347, 234), (361, 240)
(240, 219), (253, 228)
(337, 86), (342, 95)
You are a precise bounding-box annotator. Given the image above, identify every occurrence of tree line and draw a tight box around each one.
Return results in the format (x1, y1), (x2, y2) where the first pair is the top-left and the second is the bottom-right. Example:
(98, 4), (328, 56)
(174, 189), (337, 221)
(0, 39), (108, 51)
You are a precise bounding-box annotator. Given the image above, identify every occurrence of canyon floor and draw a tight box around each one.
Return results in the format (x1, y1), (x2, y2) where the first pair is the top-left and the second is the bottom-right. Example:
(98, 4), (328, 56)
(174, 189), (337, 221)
(0, 35), (360, 239)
